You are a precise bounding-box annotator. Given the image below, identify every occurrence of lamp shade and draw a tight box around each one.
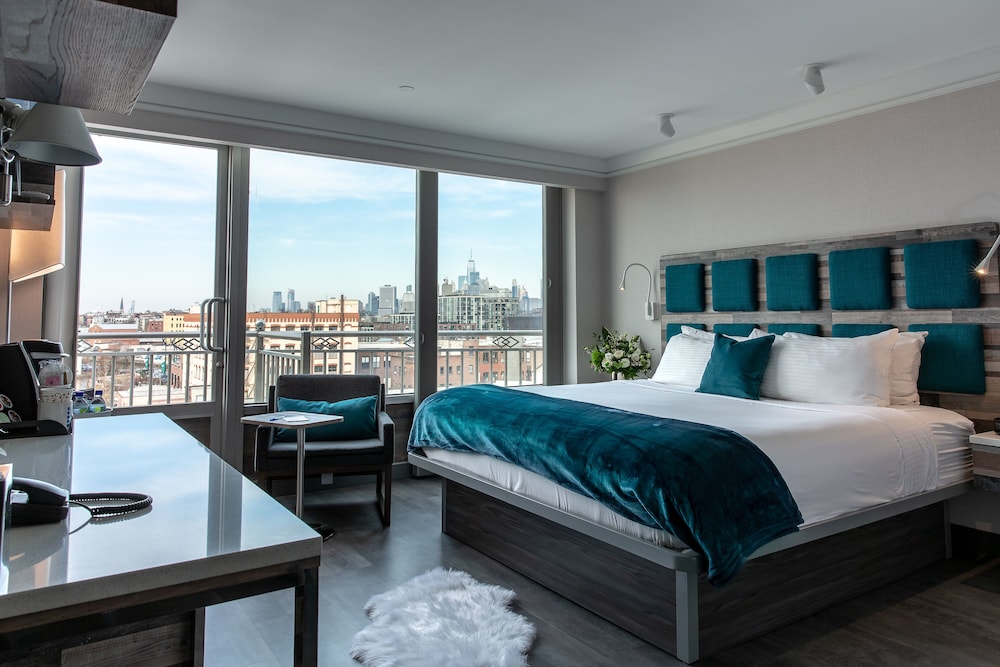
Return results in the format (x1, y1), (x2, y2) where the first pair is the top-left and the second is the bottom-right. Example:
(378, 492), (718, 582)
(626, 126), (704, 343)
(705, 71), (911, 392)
(6, 103), (102, 166)
(9, 169), (66, 282)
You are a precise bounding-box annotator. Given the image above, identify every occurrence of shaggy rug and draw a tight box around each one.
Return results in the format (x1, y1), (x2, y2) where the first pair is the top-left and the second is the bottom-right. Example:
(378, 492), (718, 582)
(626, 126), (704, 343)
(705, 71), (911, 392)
(349, 567), (536, 667)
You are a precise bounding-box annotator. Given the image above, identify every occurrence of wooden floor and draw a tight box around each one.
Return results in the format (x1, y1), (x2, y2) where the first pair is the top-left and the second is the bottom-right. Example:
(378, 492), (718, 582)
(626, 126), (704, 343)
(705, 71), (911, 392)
(205, 475), (1000, 666)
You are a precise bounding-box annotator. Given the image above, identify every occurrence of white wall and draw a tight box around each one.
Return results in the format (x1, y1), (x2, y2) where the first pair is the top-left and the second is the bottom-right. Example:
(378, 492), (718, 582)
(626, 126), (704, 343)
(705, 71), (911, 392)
(606, 80), (1000, 361)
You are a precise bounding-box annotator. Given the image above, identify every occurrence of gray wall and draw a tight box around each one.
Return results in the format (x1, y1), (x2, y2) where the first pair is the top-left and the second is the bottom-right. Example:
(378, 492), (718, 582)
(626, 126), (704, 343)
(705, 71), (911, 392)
(605, 80), (1000, 534)
(606, 80), (1000, 363)
(562, 188), (609, 383)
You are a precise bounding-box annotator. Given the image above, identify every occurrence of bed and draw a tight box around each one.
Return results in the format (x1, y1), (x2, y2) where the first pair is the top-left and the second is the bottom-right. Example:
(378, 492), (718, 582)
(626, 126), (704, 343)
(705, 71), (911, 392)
(407, 222), (998, 663)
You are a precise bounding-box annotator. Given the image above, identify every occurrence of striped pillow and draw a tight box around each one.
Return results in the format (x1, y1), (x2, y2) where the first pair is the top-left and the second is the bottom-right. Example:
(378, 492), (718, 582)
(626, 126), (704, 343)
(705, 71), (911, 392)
(757, 329), (898, 406)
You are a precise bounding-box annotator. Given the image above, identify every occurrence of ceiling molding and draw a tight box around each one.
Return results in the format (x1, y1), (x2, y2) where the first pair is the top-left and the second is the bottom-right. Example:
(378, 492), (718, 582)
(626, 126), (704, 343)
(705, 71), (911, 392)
(128, 84), (608, 188)
(606, 46), (1000, 176)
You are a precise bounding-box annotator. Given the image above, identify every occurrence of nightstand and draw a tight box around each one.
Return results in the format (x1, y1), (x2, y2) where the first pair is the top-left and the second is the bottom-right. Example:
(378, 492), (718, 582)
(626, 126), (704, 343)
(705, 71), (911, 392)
(970, 432), (1000, 492)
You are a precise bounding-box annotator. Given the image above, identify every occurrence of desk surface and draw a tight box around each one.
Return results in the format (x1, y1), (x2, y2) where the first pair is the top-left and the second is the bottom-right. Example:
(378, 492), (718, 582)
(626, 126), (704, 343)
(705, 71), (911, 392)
(0, 412), (321, 621)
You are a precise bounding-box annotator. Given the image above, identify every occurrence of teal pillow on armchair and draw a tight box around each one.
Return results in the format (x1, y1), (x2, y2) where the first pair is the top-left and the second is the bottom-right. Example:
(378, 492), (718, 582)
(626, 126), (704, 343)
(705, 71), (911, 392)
(274, 395), (377, 441)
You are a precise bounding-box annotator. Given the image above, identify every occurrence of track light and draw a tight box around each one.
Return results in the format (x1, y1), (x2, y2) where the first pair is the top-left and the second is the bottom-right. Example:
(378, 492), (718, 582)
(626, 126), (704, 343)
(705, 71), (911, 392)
(658, 113), (675, 139)
(803, 64), (825, 96)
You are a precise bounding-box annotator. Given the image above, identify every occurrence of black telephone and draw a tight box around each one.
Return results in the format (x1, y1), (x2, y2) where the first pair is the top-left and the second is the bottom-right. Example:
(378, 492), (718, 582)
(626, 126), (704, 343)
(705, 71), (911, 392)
(10, 477), (70, 525)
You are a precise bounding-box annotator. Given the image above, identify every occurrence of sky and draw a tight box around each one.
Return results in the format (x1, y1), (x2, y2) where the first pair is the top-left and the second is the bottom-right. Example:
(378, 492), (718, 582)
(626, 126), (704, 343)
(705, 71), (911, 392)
(78, 135), (543, 313)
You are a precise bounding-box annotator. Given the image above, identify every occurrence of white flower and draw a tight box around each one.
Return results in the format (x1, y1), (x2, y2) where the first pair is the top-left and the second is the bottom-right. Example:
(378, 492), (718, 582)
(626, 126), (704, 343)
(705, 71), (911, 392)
(621, 358), (631, 368)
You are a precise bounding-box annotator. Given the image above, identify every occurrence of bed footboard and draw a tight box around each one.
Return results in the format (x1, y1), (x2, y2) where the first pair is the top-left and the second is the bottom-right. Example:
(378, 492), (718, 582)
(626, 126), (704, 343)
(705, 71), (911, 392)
(441, 477), (949, 663)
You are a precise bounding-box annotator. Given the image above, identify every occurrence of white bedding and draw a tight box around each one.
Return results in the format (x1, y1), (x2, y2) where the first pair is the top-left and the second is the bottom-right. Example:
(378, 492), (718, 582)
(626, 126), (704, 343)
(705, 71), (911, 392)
(420, 380), (974, 549)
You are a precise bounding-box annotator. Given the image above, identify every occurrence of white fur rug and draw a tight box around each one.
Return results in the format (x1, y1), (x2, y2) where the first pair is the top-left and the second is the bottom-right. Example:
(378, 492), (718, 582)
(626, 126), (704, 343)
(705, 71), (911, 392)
(350, 567), (536, 667)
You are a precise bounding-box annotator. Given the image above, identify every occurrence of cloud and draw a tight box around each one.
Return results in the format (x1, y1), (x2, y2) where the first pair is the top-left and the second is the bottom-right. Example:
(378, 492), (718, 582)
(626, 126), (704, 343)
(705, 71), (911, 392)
(88, 134), (217, 203)
(250, 149), (415, 203)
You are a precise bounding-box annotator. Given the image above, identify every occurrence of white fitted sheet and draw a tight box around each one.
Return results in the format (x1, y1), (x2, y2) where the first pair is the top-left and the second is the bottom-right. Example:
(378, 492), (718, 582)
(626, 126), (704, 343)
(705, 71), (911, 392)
(420, 381), (973, 549)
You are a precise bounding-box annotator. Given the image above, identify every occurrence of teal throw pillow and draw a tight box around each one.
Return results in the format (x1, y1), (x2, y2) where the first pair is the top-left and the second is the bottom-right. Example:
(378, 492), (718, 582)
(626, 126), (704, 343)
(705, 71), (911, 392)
(274, 395), (378, 442)
(698, 334), (775, 400)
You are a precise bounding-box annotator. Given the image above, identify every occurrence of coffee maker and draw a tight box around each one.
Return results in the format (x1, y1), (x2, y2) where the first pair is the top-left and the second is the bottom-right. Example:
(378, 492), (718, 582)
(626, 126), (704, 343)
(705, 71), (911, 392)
(0, 340), (72, 438)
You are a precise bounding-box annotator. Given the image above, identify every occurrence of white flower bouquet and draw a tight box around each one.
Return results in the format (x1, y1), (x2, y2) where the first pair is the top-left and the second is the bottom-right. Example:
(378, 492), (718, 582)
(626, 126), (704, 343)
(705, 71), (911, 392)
(584, 327), (651, 380)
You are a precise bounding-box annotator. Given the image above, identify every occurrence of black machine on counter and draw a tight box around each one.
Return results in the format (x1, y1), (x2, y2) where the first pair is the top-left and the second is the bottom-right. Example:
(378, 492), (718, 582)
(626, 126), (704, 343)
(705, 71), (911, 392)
(0, 340), (72, 439)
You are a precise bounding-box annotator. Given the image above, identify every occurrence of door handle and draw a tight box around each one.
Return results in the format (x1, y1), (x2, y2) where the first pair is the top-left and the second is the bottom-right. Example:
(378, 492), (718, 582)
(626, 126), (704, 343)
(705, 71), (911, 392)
(199, 297), (226, 353)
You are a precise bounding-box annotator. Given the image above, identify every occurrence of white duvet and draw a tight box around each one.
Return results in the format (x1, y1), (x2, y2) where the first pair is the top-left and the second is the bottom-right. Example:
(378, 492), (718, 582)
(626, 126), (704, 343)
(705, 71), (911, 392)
(420, 380), (974, 547)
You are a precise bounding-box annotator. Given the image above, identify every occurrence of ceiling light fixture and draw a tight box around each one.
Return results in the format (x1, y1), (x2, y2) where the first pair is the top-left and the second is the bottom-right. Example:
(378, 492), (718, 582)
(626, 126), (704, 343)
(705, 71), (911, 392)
(803, 64), (825, 96)
(658, 113), (675, 139)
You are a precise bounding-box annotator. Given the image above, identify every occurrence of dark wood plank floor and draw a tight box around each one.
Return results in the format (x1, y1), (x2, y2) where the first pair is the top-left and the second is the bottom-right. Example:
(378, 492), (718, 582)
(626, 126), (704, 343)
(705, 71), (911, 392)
(204, 475), (1000, 666)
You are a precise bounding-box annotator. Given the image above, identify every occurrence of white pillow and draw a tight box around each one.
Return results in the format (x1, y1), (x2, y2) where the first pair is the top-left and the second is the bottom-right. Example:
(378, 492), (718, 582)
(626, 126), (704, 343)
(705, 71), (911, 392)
(682, 325), (760, 342)
(890, 331), (927, 406)
(651, 332), (713, 387)
(759, 329), (898, 407)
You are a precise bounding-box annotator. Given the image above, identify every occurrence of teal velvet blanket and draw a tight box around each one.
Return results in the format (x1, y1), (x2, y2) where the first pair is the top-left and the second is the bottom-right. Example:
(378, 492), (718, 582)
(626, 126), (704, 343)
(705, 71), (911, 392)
(408, 384), (803, 587)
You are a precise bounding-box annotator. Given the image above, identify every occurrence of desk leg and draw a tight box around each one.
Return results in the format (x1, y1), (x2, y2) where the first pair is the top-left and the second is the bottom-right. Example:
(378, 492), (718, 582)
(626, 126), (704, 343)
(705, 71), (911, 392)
(294, 565), (319, 667)
(295, 428), (305, 518)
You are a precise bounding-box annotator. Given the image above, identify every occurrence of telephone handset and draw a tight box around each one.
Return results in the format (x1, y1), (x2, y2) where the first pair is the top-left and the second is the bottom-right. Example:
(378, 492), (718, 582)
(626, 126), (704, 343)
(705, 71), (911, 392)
(10, 477), (70, 525)
(8, 477), (153, 526)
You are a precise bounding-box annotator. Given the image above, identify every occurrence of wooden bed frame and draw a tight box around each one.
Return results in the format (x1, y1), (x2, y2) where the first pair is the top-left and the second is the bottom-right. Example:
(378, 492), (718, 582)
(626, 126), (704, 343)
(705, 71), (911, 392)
(409, 450), (969, 663)
(408, 221), (1000, 662)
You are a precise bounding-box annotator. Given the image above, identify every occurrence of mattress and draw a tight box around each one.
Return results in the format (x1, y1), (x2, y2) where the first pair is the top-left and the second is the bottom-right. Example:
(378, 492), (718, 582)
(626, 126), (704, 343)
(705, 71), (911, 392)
(420, 380), (974, 550)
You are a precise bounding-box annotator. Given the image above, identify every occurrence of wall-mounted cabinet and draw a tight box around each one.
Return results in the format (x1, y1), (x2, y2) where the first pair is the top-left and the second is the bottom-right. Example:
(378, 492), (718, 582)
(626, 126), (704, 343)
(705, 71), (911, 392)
(0, 0), (177, 114)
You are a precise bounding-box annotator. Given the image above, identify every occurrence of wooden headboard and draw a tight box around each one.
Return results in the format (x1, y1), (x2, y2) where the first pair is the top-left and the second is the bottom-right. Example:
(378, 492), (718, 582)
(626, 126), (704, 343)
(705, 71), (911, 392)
(659, 222), (1000, 430)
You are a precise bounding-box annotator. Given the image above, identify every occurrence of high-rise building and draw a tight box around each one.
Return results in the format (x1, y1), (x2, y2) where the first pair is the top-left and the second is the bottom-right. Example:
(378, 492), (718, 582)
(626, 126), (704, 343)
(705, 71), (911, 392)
(466, 254), (481, 295)
(286, 288), (301, 313)
(378, 285), (397, 316)
(271, 291), (283, 313)
(366, 292), (379, 316)
(400, 285), (415, 313)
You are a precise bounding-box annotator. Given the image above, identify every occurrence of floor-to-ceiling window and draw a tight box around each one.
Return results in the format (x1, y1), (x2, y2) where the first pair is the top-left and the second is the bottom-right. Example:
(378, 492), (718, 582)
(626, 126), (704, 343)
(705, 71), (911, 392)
(76, 134), (221, 409)
(74, 138), (548, 413)
(245, 149), (416, 399)
(437, 173), (543, 388)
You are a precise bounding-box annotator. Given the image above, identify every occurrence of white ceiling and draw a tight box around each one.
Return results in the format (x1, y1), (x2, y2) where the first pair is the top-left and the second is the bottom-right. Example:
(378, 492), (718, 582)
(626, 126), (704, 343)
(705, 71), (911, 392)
(142, 0), (1000, 176)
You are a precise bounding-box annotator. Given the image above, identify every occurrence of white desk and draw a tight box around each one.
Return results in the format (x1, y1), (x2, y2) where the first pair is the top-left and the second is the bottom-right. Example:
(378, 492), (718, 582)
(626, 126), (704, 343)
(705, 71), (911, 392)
(0, 413), (321, 666)
(241, 411), (344, 517)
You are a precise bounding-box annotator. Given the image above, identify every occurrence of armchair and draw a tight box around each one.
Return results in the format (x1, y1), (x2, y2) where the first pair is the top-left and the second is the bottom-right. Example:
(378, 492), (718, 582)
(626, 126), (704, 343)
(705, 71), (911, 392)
(253, 374), (394, 527)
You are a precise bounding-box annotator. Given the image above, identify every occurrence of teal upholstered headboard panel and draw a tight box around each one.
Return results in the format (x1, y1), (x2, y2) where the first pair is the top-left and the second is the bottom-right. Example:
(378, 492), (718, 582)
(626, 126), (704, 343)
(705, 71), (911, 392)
(659, 222), (1000, 428)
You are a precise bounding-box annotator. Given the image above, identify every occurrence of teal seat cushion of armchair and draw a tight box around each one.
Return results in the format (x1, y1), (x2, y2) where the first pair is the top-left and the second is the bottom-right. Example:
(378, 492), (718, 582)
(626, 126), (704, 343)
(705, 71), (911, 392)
(274, 395), (378, 442)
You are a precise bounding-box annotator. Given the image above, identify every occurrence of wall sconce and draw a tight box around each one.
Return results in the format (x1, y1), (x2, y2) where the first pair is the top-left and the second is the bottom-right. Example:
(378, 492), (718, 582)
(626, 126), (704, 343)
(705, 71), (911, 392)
(1, 99), (101, 207)
(619, 262), (657, 321)
(975, 234), (1000, 276)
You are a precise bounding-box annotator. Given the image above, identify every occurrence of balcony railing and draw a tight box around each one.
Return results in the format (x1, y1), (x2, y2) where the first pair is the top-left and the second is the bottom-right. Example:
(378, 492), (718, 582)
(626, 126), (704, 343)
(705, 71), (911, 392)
(75, 329), (543, 409)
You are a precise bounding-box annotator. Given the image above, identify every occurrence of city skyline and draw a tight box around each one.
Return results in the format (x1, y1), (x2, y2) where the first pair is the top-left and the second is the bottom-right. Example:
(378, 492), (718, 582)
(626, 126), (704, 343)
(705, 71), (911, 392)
(79, 136), (543, 314)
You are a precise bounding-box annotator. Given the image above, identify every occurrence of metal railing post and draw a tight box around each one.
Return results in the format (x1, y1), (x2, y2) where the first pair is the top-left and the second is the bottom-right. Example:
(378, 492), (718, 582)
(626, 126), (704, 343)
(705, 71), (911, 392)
(302, 331), (313, 374)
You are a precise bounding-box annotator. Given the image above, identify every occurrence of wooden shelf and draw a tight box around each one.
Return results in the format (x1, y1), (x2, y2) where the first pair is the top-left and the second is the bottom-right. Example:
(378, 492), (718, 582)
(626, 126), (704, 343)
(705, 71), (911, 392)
(0, 0), (177, 115)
